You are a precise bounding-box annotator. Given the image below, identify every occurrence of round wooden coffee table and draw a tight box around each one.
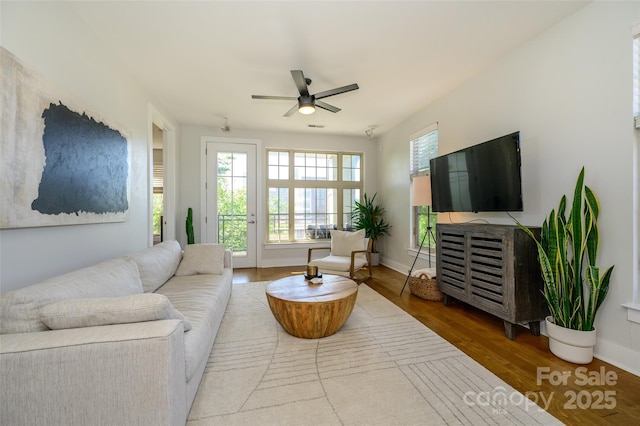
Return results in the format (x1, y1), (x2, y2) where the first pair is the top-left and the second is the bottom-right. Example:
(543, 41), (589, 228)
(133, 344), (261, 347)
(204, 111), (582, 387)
(265, 274), (358, 339)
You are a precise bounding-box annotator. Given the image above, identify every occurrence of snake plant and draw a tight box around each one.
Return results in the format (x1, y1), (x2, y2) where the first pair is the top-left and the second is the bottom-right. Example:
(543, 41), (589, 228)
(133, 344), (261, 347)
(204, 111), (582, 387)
(517, 167), (614, 331)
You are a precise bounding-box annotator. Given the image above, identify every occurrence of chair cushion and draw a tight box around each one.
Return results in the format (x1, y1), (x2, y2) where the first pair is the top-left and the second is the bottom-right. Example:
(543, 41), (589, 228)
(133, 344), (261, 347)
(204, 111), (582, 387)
(39, 293), (192, 331)
(331, 229), (366, 257)
(309, 255), (368, 272)
(175, 244), (226, 276)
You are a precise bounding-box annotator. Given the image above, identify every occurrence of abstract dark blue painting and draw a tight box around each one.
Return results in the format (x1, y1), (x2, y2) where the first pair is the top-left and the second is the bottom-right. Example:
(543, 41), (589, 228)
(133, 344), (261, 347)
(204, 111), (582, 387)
(32, 102), (129, 216)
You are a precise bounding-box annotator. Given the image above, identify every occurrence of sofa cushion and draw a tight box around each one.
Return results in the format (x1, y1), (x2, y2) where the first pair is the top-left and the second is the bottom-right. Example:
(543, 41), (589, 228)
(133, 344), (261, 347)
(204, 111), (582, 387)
(39, 293), (191, 331)
(128, 240), (183, 292)
(155, 269), (232, 382)
(0, 258), (143, 334)
(175, 244), (225, 276)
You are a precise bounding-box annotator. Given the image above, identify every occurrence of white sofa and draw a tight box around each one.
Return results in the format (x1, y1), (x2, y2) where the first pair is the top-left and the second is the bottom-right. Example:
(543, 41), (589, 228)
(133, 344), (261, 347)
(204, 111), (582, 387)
(0, 241), (232, 426)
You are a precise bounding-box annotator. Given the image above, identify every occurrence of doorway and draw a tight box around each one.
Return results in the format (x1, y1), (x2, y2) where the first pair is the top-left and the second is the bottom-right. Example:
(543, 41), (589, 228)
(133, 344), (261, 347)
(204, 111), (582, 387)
(204, 141), (257, 268)
(152, 124), (164, 244)
(148, 104), (176, 246)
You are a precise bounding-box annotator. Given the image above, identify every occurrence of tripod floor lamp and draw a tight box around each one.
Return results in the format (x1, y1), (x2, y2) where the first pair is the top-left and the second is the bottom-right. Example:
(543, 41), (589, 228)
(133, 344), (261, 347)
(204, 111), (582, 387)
(400, 175), (436, 295)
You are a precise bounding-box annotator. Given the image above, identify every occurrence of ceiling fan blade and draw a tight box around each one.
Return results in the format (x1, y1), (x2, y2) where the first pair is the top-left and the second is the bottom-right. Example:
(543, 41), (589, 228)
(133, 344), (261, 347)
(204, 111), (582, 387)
(252, 95), (297, 100)
(290, 70), (309, 97)
(283, 103), (299, 117)
(315, 100), (341, 113)
(314, 83), (359, 100)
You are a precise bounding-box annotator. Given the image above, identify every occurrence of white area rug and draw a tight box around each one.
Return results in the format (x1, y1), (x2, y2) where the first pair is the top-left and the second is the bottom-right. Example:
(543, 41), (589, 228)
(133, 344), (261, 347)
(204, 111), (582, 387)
(187, 282), (561, 425)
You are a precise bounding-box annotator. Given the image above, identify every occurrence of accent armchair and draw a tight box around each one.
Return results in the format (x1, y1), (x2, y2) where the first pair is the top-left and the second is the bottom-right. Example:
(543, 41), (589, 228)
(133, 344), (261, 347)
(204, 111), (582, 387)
(307, 229), (372, 280)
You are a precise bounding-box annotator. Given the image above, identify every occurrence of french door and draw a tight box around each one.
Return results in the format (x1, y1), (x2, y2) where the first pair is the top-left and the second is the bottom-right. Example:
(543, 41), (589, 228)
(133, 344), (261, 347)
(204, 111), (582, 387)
(205, 141), (257, 268)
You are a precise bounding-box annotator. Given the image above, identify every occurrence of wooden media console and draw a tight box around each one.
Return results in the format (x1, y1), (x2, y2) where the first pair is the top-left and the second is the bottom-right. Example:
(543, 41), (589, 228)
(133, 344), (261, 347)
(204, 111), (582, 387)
(436, 223), (548, 340)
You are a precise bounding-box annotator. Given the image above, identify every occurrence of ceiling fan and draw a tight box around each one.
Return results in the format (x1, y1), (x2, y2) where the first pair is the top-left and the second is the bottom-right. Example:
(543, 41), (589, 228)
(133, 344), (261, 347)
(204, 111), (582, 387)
(252, 70), (359, 117)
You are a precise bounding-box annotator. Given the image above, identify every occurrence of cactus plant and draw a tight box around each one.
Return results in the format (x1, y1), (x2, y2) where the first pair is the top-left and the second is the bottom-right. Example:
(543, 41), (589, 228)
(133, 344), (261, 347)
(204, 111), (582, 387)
(186, 207), (194, 245)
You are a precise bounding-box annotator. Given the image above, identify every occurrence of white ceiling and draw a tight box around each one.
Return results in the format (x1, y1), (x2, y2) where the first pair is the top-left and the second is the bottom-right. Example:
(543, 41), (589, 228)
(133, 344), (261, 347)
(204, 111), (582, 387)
(69, 1), (589, 137)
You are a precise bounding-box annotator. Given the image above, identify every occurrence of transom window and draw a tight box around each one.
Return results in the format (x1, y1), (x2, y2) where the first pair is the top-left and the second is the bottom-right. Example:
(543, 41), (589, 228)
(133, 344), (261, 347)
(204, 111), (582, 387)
(267, 149), (363, 242)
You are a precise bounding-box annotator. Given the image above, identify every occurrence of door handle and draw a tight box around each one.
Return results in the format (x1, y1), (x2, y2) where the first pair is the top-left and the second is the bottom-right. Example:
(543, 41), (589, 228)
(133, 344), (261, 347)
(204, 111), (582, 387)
(247, 220), (256, 224)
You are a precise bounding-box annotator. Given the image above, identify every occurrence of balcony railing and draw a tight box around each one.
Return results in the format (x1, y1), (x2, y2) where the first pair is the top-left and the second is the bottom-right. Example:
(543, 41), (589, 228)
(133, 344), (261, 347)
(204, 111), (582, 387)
(217, 214), (247, 254)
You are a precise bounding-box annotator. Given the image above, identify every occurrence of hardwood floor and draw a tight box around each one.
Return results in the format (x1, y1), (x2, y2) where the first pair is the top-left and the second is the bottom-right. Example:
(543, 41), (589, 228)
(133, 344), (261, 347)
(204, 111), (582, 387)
(234, 265), (640, 425)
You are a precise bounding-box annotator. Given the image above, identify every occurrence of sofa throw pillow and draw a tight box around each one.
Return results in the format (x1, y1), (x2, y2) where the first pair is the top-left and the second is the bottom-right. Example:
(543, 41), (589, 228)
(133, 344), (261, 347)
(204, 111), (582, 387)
(0, 257), (143, 334)
(175, 244), (225, 276)
(39, 293), (192, 331)
(331, 229), (366, 257)
(127, 240), (183, 293)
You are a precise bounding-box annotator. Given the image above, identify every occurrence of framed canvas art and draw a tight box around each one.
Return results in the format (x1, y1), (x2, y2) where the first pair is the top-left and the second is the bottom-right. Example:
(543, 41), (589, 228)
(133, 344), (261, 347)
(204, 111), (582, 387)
(0, 47), (130, 229)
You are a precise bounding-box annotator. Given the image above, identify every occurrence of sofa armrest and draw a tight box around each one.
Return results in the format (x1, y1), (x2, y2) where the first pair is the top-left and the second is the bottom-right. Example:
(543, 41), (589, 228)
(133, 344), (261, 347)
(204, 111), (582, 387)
(0, 320), (187, 426)
(224, 248), (233, 269)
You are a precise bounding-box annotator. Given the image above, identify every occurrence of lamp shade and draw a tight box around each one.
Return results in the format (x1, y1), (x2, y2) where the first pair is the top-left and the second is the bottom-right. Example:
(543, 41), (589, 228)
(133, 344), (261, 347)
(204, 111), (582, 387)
(411, 175), (432, 207)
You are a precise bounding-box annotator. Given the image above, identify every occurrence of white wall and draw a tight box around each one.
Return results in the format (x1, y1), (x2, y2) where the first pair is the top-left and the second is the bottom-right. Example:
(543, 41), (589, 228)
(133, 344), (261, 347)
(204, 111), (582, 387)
(378, 1), (640, 374)
(179, 126), (378, 267)
(0, 2), (178, 292)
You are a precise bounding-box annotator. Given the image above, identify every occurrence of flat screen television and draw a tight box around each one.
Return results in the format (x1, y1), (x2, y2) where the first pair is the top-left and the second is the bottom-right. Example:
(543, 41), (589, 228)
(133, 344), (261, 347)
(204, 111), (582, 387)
(429, 131), (523, 212)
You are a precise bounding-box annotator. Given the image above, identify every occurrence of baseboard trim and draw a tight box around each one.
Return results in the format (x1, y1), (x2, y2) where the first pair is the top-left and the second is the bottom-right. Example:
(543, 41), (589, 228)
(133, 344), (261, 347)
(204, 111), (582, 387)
(594, 338), (640, 377)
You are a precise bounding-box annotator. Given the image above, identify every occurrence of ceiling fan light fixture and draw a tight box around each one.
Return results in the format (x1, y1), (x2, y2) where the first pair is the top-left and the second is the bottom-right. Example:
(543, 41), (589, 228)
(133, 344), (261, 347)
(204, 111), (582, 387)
(298, 96), (315, 115)
(252, 70), (358, 117)
(299, 105), (315, 115)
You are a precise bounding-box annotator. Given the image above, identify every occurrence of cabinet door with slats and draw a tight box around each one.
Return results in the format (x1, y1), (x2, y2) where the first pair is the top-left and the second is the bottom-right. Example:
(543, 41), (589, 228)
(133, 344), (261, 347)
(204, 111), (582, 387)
(468, 230), (512, 318)
(436, 228), (466, 300)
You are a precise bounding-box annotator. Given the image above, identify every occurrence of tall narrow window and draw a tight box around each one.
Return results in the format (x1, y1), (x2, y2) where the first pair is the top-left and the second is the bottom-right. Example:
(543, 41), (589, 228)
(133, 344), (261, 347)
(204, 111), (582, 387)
(409, 124), (438, 251)
(634, 31), (639, 128)
(410, 123), (438, 177)
(217, 152), (248, 255)
(634, 23), (640, 306)
(152, 147), (164, 239)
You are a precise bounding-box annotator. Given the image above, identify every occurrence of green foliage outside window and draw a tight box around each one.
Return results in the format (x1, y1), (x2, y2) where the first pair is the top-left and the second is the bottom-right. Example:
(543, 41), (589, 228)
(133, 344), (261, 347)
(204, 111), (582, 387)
(153, 193), (163, 236)
(217, 153), (248, 254)
(417, 205), (437, 249)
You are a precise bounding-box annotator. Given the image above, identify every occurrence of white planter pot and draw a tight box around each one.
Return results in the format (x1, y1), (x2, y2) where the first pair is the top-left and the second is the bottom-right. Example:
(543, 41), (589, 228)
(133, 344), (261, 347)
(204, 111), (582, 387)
(370, 252), (380, 266)
(545, 316), (596, 364)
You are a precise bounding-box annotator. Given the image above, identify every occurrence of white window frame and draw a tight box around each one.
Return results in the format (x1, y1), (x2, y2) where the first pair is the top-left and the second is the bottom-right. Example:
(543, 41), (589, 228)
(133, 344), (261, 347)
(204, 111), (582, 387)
(409, 123), (438, 255)
(266, 149), (363, 243)
(624, 22), (640, 322)
(634, 25), (640, 128)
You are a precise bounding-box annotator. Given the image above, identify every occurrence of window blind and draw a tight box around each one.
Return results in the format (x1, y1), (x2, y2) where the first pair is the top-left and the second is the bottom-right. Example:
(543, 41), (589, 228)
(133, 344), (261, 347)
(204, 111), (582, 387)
(409, 123), (438, 177)
(153, 148), (163, 193)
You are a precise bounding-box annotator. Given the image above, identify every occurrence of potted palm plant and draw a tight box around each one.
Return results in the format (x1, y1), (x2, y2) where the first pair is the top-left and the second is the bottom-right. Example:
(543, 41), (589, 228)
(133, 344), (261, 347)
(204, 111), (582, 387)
(351, 193), (390, 266)
(517, 168), (614, 364)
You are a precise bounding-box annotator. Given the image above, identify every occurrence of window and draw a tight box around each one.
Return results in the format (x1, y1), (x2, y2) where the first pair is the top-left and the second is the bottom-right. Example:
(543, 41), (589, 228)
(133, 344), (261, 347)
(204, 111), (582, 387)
(410, 123), (438, 177)
(152, 148), (163, 239)
(410, 124), (438, 251)
(634, 30), (640, 128)
(634, 23), (640, 307)
(267, 150), (363, 242)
